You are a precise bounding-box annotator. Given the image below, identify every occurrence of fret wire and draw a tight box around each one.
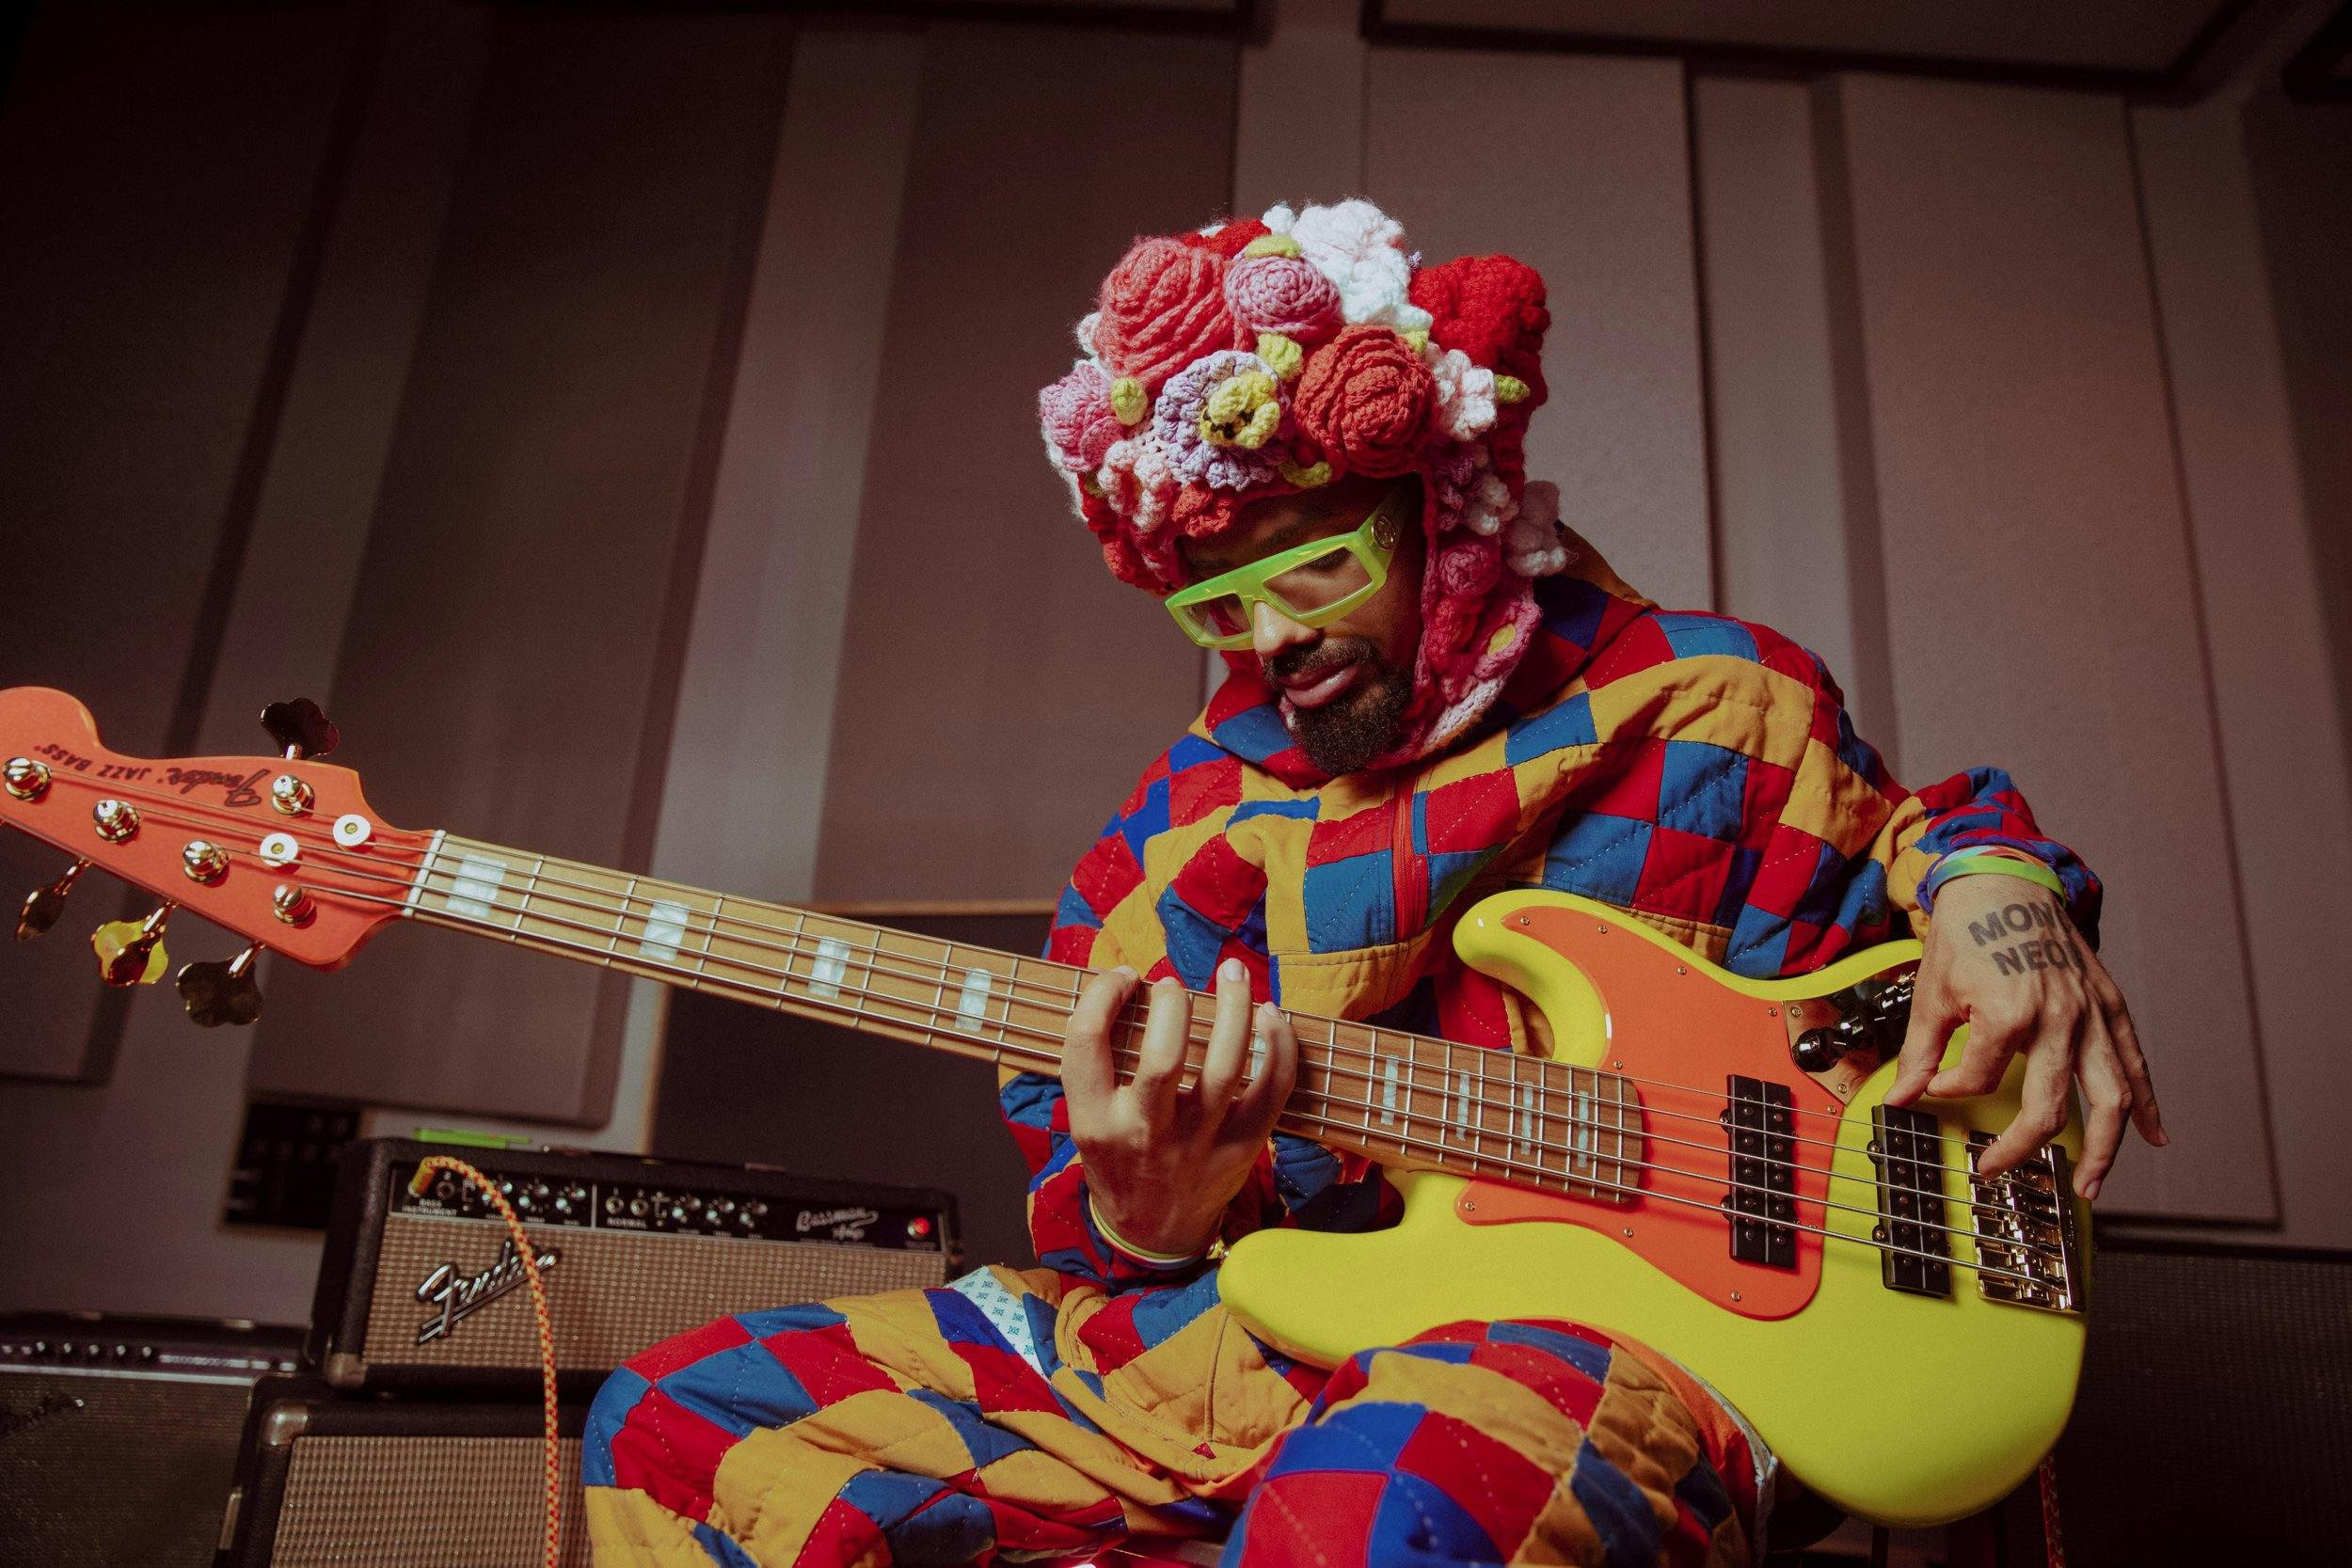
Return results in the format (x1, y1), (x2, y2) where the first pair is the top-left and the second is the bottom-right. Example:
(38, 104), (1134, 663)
(520, 853), (547, 935)
(691, 891), (717, 988)
(608, 873), (639, 957)
(925, 938), (951, 1057)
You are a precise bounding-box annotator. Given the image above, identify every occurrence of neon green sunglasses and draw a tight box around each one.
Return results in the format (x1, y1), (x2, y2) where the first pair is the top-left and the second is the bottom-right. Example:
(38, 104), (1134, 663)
(1164, 482), (1413, 649)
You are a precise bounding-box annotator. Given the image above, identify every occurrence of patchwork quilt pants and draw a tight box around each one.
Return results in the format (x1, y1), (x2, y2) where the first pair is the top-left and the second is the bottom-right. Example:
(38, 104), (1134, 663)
(584, 1264), (1759, 1567)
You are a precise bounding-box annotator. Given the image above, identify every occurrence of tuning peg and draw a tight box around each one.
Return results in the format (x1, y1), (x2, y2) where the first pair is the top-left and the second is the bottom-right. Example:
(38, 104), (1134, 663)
(16, 858), (89, 942)
(92, 904), (173, 987)
(177, 945), (263, 1028)
(260, 697), (339, 762)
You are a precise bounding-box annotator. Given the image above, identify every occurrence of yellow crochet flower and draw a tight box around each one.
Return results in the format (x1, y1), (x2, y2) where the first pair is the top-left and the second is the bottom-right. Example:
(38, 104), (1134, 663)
(1255, 332), (1304, 381)
(1109, 376), (1149, 426)
(1200, 370), (1282, 450)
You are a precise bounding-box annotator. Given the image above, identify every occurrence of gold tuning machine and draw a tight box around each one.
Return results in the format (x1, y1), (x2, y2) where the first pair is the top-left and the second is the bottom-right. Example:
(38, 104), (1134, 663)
(260, 697), (339, 762)
(93, 904), (173, 987)
(17, 858), (89, 942)
(177, 945), (263, 1028)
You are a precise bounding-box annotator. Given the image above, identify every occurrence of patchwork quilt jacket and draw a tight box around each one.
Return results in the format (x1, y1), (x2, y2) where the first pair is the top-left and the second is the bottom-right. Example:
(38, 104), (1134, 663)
(1009, 540), (2100, 1291)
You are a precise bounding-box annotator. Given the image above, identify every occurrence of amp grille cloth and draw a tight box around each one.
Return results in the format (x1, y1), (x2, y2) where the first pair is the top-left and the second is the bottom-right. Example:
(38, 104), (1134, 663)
(272, 1433), (590, 1568)
(367, 1217), (947, 1370)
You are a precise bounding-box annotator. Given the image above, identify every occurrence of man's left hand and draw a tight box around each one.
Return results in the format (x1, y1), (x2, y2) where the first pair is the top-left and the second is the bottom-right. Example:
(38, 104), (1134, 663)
(1885, 872), (2167, 1200)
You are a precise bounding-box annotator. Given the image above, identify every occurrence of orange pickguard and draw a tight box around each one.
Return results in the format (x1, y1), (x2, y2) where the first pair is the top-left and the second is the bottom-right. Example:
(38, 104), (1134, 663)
(1454, 902), (1843, 1321)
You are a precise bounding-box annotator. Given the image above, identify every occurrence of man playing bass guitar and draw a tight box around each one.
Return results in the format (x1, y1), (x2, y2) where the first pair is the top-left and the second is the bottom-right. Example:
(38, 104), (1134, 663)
(585, 200), (2165, 1567)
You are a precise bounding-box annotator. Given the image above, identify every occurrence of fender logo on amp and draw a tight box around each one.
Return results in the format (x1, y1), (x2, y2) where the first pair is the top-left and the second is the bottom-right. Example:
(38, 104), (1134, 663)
(414, 1238), (562, 1347)
(0, 1393), (82, 1444)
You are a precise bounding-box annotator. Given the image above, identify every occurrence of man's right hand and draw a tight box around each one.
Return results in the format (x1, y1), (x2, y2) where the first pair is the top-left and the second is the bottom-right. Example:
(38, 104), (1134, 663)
(1059, 958), (1298, 1261)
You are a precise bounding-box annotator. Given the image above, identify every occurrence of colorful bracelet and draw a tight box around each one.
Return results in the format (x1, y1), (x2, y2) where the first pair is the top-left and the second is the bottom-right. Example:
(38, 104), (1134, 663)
(1087, 1195), (1210, 1270)
(1931, 847), (2067, 899)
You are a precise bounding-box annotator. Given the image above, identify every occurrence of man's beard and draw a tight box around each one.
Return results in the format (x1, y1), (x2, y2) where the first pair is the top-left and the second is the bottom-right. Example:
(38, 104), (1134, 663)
(1271, 639), (1414, 776)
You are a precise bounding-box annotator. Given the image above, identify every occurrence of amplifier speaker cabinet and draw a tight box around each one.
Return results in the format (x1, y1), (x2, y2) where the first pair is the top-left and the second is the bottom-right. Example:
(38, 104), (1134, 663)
(310, 1138), (959, 1392)
(224, 1379), (594, 1568)
(0, 1313), (300, 1568)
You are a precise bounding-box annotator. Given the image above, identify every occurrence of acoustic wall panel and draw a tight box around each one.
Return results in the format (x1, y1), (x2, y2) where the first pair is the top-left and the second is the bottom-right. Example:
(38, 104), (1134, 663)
(1691, 76), (1885, 740)
(0, 0), (499, 1326)
(248, 11), (792, 1123)
(1363, 48), (1714, 613)
(0, 3), (365, 1082)
(813, 24), (1236, 904)
(1832, 75), (2272, 1222)
(2139, 98), (2352, 1248)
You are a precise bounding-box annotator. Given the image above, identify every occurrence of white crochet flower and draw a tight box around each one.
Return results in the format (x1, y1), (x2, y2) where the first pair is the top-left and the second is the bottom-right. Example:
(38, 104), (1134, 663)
(1425, 345), (1498, 442)
(1283, 199), (1433, 334)
(1504, 482), (1572, 576)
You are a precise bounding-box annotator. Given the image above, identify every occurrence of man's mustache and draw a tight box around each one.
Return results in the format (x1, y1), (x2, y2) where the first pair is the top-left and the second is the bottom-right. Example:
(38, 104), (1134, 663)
(1268, 639), (1378, 688)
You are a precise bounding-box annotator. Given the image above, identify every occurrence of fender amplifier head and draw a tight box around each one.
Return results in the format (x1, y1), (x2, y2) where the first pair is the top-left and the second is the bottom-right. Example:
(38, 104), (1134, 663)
(225, 1380), (593, 1568)
(310, 1138), (958, 1392)
(0, 1314), (300, 1568)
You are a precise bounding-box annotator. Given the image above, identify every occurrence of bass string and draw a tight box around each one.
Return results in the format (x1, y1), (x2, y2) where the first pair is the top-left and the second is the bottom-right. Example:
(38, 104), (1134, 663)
(298, 869), (2056, 1267)
(374, 850), (2042, 1204)
(314, 877), (2052, 1287)
(40, 768), (1872, 1129)
(29, 784), (2040, 1212)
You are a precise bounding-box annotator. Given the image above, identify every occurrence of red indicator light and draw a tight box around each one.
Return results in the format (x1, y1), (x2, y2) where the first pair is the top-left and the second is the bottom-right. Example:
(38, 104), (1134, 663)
(908, 1215), (933, 1238)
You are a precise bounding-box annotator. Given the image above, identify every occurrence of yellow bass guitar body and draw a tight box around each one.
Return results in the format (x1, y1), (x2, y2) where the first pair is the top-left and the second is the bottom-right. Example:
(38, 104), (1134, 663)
(1218, 888), (2089, 1529)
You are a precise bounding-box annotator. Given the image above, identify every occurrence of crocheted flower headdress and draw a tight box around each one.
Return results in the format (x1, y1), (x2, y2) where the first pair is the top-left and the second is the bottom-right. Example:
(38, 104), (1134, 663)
(1039, 198), (1576, 766)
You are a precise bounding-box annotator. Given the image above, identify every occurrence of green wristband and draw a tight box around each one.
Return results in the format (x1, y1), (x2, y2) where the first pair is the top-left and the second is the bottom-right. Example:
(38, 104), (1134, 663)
(1932, 850), (2066, 899)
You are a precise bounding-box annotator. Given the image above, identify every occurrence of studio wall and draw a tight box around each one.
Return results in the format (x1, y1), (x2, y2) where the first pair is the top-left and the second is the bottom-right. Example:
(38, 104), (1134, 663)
(2, 0), (2347, 1327)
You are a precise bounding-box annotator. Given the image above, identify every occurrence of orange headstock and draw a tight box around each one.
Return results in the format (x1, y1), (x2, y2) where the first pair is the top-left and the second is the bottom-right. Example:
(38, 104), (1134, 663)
(0, 686), (424, 974)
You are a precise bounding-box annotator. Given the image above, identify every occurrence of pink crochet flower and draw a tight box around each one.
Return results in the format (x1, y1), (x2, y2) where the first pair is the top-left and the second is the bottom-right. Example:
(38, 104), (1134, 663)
(1225, 255), (1343, 344)
(1294, 326), (1438, 479)
(1152, 352), (1285, 492)
(1434, 535), (1500, 599)
(1094, 238), (1236, 393)
(1038, 362), (1121, 476)
(1096, 438), (1178, 535)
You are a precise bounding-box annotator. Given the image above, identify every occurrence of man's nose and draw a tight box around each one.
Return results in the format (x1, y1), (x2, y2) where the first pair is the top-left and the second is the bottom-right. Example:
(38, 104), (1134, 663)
(1251, 598), (1317, 662)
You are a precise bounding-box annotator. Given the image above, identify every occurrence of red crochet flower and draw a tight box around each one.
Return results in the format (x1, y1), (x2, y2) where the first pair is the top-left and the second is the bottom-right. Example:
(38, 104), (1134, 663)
(1095, 238), (1236, 394)
(1082, 488), (1157, 592)
(1180, 217), (1270, 259)
(1409, 255), (1548, 396)
(1172, 481), (1244, 541)
(1293, 326), (1438, 479)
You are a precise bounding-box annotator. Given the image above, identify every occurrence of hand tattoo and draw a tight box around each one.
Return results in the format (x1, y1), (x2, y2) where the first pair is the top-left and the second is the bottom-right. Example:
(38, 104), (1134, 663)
(1963, 895), (2084, 978)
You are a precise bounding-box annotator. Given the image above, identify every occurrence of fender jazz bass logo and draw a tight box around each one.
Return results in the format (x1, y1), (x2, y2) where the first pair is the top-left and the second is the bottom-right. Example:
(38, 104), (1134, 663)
(414, 1238), (562, 1347)
(160, 766), (272, 807)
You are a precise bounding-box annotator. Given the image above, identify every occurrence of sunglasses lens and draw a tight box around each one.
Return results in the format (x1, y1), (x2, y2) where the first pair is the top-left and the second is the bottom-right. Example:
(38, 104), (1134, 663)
(1264, 541), (1372, 618)
(1176, 594), (1250, 644)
